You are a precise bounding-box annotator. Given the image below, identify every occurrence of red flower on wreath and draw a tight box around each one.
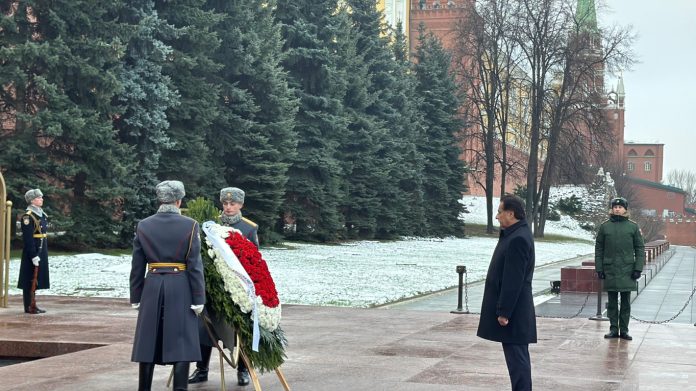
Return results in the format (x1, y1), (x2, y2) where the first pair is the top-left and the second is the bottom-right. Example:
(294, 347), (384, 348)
(224, 231), (280, 308)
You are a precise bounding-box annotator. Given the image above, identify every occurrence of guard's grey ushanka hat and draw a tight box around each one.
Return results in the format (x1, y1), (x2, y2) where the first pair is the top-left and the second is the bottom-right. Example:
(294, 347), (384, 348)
(24, 189), (43, 203)
(220, 187), (245, 204)
(156, 180), (185, 203)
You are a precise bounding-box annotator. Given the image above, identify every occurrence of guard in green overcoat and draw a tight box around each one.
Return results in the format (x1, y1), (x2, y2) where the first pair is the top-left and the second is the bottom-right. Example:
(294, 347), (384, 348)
(595, 197), (645, 340)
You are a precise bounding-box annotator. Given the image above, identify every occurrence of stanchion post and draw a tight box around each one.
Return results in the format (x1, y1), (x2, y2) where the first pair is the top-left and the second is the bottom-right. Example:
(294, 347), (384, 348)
(451, 265), (469, 314)
(589, 279), (609, 321)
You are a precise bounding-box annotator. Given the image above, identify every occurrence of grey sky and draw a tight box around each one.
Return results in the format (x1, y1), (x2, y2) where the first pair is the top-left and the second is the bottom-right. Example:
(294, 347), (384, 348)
(602, 0), (696, 179)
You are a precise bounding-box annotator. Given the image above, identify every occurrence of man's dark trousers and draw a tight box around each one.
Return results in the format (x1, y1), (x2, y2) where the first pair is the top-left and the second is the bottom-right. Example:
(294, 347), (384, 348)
(607, 291), (631, 334)
(502, 343), (531, 391)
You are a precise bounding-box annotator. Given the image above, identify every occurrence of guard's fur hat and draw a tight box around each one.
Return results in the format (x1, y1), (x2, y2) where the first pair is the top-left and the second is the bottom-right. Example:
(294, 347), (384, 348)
(156, 181), (185, 203)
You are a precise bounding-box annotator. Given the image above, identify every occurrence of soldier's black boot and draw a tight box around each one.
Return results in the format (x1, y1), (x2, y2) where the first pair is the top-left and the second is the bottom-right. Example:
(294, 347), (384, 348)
(138, 362), (155, 391)
(237, 368), (250, 386)
(173, 362), (190, 391)
(188, 367), (208, 383)
(188, 345), (212, 383)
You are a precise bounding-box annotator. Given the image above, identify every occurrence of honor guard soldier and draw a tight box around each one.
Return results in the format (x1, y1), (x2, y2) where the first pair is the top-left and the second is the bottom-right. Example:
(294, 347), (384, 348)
(219, 187), (259, 247)
(17, 189), (50, 314)
(189, 186), (257, 386)
(130, 180), (206, 391)
(595, 197), (645, 341)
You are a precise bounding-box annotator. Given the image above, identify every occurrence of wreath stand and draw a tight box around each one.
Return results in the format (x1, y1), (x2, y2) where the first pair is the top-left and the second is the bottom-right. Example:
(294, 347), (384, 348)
(167, 315), (290, 391)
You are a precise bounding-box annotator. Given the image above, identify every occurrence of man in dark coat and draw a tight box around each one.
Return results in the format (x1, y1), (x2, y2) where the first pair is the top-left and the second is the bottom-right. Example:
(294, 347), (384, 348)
(189, 187), (257, 386)
(130, 180), (206, 391)
(595, 197), (645, 340)
(477, 194), (536, 391)
(17, 189), (49, 314)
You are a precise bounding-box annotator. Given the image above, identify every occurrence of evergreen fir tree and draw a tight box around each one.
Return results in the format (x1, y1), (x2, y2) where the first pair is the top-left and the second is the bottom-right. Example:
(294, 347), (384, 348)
(388, 22), (428, 236)
(115, 0), (180, 238)
(206, 0), (298, 244)
(276, 0), (346, 241)
(413, 25), (467, 236)
(336, 2), (386, 239)
(154, 0), (223, 199)
(0, 1), (133, 248)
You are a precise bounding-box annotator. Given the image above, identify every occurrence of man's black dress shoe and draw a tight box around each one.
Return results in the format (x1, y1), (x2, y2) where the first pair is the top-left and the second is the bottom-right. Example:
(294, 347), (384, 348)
(620, 333), (633, 340)
(25, 307), (46, 314)
(188, 367), (208, 383)
(604, 332), (619, 339)
(238, 369), (250, 386)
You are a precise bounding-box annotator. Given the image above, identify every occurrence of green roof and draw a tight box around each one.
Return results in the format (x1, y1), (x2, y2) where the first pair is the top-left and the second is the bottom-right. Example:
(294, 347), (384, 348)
(627, 177), (687, 194)
(577, 0), (598, 32)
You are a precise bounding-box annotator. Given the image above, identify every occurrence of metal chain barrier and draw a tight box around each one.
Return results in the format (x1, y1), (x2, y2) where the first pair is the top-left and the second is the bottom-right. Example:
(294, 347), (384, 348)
(630, 286), (696, 325)
(463, 269), (469, 313)
(451, 264), (693, 323)
(452, 265), (593, 318)
(536, 291), (592, 319)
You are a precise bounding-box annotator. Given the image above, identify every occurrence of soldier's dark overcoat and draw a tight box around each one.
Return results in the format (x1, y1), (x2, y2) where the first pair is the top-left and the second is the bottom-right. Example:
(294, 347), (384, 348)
(130, 211), (206, 364)
(17, 210), (50, 290)
(477, 219), (537, 344)
(595, 214), (645, 292)
(234, 217), (259, 247)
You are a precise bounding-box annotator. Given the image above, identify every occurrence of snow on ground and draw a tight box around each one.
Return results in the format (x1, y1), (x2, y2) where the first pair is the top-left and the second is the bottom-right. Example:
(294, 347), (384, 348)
(7, 237), (592, 308)
(459, 193), (595, 241)
(7, 191), (599, 307)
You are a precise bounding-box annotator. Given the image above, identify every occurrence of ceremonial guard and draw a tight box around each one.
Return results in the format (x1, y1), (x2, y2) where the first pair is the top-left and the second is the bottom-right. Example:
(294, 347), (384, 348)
(17, 189), (49, 314)
(189, 187), (257, 386)
(595, 197), (645, 340)
(130, 181), (206, 391)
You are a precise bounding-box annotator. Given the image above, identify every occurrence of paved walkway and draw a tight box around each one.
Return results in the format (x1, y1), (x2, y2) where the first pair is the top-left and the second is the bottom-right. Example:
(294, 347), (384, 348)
(630, 245), (696, 324)
(0, 247), (694, 390)
(380, 253), (593, 313)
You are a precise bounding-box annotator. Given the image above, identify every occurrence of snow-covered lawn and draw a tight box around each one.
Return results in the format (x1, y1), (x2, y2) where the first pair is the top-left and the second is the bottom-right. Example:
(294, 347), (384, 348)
(460, 194), (596, 242)
(6, 194), (595, 307)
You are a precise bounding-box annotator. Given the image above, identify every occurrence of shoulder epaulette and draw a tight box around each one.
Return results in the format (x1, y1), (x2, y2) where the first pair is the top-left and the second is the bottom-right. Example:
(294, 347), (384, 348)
(22, 211), (41, 232)
(242, 217), (258, 228)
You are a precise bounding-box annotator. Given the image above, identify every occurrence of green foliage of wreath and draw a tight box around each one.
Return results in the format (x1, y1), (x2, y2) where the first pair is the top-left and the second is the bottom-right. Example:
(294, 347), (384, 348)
(203, 255), (287, 372)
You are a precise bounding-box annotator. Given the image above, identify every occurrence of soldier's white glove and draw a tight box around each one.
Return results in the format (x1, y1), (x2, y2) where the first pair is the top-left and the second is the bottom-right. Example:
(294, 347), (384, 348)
(190, 304), (204, 316)
(31, 256), (40, 266)
(131, 303), (140, 310)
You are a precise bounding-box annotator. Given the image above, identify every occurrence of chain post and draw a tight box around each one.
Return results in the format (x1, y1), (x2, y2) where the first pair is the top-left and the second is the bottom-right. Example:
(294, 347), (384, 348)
(451, 265), (469, 314)
(589, 279), (609, 321)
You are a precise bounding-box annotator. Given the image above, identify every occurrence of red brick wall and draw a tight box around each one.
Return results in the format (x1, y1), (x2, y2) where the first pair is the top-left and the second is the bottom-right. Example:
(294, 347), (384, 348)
(632, 182), (686, 217)
(606, 107), (625, 161)
(624, 143), (664, 182)
(464, 139), (539, 197)
(409, 1), (475, 54)
(410, 1), (541, 197)
(665, 221), (696, 245)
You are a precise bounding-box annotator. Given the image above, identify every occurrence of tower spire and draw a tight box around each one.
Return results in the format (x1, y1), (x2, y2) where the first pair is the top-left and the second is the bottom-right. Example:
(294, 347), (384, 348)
(577, 0), (598, 32)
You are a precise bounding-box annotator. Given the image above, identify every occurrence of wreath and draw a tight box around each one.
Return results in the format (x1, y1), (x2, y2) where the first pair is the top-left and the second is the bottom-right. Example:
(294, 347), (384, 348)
(200, 220), (286, 372)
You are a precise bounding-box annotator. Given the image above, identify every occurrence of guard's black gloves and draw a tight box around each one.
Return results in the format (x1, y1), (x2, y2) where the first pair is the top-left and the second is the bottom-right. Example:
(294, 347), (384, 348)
(631, 270), (641, 280)
(597, 271), (605, 279)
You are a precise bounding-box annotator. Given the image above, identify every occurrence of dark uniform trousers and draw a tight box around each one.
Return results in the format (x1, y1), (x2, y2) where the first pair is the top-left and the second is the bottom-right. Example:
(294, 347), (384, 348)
(607, 291), (631, 334)
(502, 343), (532, 391)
